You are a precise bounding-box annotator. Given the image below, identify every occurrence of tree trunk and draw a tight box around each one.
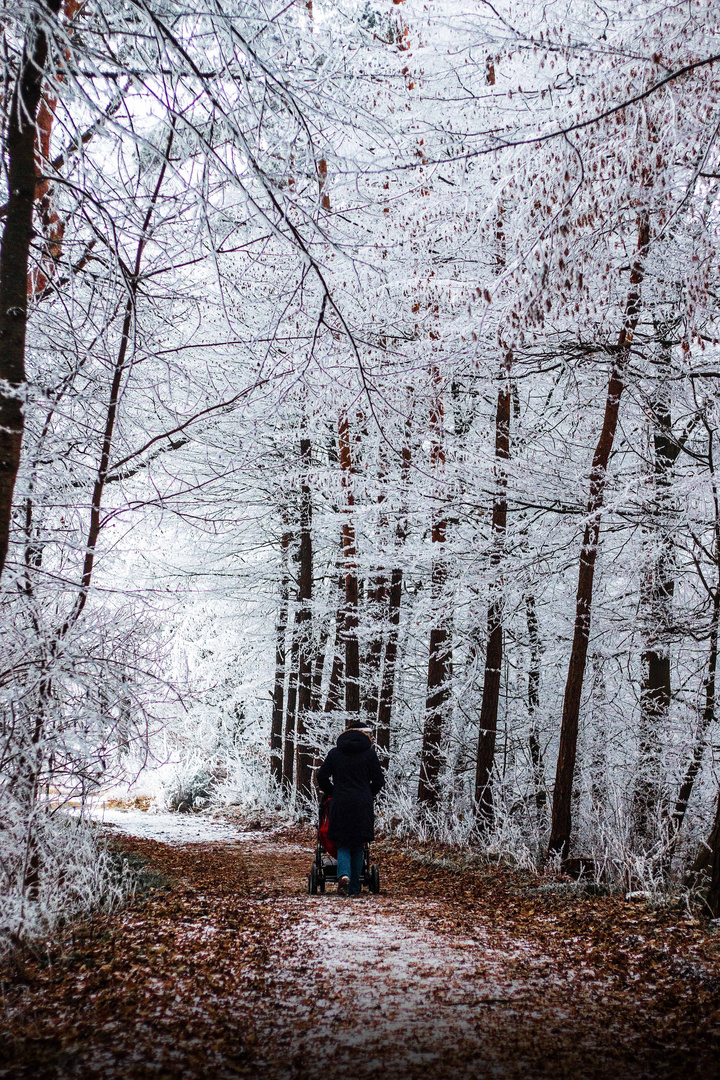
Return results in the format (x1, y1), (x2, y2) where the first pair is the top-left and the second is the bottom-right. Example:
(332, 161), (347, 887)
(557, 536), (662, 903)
(671, 404), (720, 877)
(282, 609), (300, 792)
(549, 213), (650, 858)
(364, 573), (386, 725)
(338, 411), (360, 713)
(377, 567), (401, 766)
(270, 525), (292, 786)
(525, 593), (546, 813)
(695, 786), (720, 911)
(311, 619), (330, 714)
(418, 617), (450, 807)
(418, 375), (450, 807)
(633, 337), (679, 844)
(377, 420), (411, 766)
(590, 653), (608, 811)
(474, 371), (511, 824)
(295, 438), (314, 799)
(666, 561), (720, 867)
(702, 791), (720, 916)
(19, 128), (173, 900)
(687, 787), (720, 879)
(0, 0), (62, 581)
(365, 447), (392, 727)
(324, 571), (346, 716)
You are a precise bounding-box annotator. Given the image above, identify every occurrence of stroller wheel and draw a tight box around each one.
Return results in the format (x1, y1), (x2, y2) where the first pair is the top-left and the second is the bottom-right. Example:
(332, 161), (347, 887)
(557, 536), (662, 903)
(308, 864), (318, 895)
(370, 864), (380, 894)
(319, 874), (326, 894)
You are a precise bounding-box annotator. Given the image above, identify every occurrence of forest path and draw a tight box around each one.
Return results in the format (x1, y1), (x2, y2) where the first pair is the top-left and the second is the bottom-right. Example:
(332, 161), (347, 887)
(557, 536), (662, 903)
(2, 812), (719, 1080)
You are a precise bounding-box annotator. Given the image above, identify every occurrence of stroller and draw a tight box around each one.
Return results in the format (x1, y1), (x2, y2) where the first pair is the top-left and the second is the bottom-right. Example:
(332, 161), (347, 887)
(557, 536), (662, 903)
(307, 792), (380, 895)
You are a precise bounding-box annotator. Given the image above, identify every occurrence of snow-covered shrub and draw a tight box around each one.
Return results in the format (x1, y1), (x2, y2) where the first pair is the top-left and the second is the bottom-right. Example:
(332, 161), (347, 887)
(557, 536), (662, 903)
(375, 772), (540, 871)
(0, 806), (132, 957)
(165, 765), (222, 812)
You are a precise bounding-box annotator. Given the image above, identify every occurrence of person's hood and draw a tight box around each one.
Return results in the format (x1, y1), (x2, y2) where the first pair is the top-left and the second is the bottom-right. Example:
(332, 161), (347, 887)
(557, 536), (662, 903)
(336, 729), (372, 754)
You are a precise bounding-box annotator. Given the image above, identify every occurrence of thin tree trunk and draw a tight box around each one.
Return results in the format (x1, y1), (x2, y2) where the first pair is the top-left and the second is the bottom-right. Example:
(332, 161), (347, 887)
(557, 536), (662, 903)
(667, 596), (718, 860)
(671, 410), (720, 878)
(311, 619), (330, 714)
(324, 645), (344, 715)
(282, 609), (300, 793)
(473, 212), (510, 825)
(418, 374), (450, 807)
(295, 438), (314, 798)
(705, 793), (720, 916)
(525, 593), (546, 813)
(590, 654), (608, 811)
(324, 571), (346, 716)
(474, 369), (511, 824)
(377, 419), (412, 766)
(338, 411), (360, 713)
(377, 566), (401, 766)
(633, 336), (679, 843)
(364, 574), (386, 725)
(270, 525), (292, 786)
(549, 213), (651, 858)
(118, 673), (131, 756)
(365, 447), (391, 726)
(688, 731), (720, 907)
(308, 597), (333, 779)
(20, 131), (173, 900)
(0, 0), (62, 581)
(666, 527), (720, 868)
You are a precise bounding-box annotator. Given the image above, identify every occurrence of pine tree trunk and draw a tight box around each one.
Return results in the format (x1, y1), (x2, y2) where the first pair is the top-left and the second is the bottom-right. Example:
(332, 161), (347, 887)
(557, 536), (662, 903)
(474, 374), (511, 824)
(549, 213), (650, 859)
(338, 412), (360, 713)
(0, 0), (62, 580)
(418, 376), (450, 807)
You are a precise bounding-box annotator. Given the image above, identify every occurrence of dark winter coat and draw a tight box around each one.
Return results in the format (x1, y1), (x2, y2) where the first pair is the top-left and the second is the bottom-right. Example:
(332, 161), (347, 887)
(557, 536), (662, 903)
(317, 729), (385, 847)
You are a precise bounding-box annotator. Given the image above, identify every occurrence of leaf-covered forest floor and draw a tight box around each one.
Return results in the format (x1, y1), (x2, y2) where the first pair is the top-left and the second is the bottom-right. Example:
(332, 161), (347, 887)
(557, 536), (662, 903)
(1, 812), (719, 1080)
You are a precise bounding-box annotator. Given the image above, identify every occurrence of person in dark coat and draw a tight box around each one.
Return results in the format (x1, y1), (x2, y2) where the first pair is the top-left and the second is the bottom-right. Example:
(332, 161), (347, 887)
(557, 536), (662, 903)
(316, 718), (385, 896)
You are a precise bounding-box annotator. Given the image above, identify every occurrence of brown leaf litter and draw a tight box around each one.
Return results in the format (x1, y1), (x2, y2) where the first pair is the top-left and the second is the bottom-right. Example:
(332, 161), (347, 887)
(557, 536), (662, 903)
(0, 818), (718, 1080)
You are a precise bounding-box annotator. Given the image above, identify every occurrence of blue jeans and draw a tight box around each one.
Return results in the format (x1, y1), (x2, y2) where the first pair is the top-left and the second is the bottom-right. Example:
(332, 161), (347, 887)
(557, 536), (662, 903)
(337, 844), (364, 895)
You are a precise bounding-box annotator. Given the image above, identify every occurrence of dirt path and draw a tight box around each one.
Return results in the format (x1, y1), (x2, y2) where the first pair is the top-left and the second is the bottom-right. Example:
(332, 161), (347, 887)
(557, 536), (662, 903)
(1, 813), (719, 1080)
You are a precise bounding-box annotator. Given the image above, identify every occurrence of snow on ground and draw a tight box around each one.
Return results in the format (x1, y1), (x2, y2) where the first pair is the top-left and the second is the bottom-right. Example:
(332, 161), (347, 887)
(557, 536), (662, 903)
(86, 804), (307, 854)
(86, 806), (252, 844)
(264, 894), (552, 1072)
(48, 807), (634, 1079)
(84, 806), (563, 1077)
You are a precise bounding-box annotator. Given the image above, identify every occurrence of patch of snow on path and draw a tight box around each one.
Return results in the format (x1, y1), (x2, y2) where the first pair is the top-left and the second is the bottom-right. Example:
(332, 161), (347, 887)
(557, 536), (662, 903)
(258, 895), (556, 1075)
(87, 806), (256, 844)
(81, 808), (582, 1078)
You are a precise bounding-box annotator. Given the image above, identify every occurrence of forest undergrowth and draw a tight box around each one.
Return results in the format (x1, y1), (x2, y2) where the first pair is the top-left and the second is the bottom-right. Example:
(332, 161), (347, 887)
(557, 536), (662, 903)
(6, 0), (720, 970)
(0, 812), (719, 1080)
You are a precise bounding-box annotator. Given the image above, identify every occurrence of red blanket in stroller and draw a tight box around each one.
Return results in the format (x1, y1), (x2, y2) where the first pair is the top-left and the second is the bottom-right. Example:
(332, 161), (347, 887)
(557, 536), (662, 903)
(318, 796), (338, 858)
